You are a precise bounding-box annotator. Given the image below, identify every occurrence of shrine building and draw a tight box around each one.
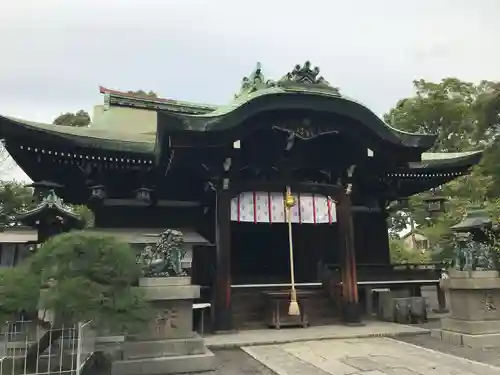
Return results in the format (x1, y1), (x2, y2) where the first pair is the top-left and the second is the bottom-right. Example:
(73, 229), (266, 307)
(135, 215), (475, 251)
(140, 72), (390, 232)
(0, 61), (482, 331)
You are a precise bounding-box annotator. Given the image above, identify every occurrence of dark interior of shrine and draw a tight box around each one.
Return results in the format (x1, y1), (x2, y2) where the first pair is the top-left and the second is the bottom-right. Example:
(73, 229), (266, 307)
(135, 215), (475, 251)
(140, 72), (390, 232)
(230, 222), (340, 285)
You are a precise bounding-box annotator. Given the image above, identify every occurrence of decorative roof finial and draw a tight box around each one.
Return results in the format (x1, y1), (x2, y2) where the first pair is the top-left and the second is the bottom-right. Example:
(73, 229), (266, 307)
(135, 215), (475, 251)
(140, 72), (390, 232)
(278, 61), (340, 95)
(235, 62), (276, 98)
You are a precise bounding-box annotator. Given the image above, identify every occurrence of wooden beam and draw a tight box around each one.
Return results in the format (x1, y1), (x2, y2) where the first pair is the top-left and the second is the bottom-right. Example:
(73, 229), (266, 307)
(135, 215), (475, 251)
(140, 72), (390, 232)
(213, 189), (233, 331)
(336, 192), (362, 324)
(102, 199), (200, 208)
(230, 181), (343, 199)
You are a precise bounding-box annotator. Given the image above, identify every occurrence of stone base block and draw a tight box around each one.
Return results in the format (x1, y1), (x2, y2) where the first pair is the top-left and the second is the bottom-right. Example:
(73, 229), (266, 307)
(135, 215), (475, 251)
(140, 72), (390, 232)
(111, 351), (216, 375)
(378, 295), (426, 323)
(139, 277), (192, 287)
(441, 317), (500, 335)
(139, 277), (200, 301)
(142, 286), (200, 301)
(377, 290), (411, 321)
(122, 335), (207, 360)
(448, 270), (499, 279)
(433, 329), (500, 348)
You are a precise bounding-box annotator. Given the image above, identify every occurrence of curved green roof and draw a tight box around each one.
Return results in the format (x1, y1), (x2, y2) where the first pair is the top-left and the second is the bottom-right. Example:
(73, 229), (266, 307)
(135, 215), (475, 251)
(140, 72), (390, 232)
(156, 62), (437, 150)
(412, 151), (483, 169)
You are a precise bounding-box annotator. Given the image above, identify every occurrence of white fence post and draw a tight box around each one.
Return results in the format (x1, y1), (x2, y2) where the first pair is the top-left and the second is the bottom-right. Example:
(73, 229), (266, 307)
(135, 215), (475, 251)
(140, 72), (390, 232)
(75, 323), (82, 375)
(0, 319), (95, 375)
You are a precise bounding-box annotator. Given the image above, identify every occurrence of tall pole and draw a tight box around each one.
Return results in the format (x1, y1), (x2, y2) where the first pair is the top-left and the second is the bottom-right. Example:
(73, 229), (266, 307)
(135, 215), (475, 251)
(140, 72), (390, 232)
(285, 186), (300, 316)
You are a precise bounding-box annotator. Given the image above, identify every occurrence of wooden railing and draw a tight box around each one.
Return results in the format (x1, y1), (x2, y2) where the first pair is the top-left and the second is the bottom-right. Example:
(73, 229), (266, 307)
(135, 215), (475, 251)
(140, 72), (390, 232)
(324, 263), (442, 282)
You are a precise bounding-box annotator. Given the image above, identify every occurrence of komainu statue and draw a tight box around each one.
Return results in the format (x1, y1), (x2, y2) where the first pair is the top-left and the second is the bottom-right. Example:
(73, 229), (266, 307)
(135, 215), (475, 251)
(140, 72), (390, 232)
(453, 233), (495, 271)
(139, 229), (187, 277)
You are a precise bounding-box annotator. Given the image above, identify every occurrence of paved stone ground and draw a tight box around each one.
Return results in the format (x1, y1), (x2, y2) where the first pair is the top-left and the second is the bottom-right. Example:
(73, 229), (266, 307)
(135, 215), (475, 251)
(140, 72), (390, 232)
(185, 349), (276, 375)
(204, 320), (427, 349)
(182, 286), (499, 374)
(243, 337), (500, 375)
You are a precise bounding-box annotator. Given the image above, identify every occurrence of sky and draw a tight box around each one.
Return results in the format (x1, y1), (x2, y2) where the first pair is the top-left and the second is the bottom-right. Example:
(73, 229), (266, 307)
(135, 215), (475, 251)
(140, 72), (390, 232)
(1, 0), (500, 181)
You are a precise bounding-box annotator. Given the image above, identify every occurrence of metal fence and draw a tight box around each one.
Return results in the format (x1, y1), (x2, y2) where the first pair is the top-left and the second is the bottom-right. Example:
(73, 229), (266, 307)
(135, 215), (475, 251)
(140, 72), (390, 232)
(0, 318), (95, 375)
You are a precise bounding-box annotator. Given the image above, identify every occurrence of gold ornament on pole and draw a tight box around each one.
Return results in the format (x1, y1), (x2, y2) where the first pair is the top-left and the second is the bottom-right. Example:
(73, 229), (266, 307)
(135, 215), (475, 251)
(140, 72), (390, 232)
(284, 186), (300, 316)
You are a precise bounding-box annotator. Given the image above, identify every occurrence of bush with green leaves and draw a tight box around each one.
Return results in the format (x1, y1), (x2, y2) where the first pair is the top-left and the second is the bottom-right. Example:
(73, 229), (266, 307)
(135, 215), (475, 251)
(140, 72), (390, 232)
(0, 265), (40, 323)
(389, 239), (431, 265)
(0, 231), (152, 333)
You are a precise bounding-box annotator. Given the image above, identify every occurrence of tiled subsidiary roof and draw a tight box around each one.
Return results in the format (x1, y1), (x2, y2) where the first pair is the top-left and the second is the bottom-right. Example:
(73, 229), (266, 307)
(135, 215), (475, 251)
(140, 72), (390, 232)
(99, 86), (216, 114)
(0, 115), (155, 154)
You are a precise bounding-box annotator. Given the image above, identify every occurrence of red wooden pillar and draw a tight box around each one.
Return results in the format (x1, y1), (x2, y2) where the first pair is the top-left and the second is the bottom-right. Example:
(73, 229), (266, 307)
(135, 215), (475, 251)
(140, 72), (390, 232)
(337, 192), (361, 324)
(213, 189), (233, 332)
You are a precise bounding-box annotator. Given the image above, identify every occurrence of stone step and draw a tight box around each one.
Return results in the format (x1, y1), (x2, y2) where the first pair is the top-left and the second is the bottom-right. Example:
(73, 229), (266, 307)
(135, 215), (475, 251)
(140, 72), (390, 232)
(121, 336), (207, 360)
(243, 345), (331, 375)
(111, 351), (216, 375)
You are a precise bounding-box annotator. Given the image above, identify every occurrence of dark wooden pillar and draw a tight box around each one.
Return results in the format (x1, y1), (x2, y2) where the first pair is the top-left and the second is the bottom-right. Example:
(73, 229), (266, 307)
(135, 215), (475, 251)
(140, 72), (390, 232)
(337, 193), (361, 324)
(213, 190), (233, 332)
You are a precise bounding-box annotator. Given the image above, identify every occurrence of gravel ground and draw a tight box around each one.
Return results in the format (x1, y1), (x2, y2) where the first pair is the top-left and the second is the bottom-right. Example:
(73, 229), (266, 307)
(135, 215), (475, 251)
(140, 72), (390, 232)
(186, 349), (277, 375)
(397, 333), (500, 367)
(396, 320), (500, 368)
(393, 287), (500, 367)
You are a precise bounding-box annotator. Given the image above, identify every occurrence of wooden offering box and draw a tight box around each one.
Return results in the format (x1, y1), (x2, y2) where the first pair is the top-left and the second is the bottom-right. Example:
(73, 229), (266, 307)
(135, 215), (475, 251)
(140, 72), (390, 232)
(263, 290), (313, 329)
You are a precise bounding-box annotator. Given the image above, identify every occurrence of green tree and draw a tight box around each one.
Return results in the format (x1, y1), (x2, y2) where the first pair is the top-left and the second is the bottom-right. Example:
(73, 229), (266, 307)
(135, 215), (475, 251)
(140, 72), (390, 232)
(53, 110), (91, 127)
(385, 78), (500, 263)
(0, 266), (40, 323)
(28, 232), (151, 332)
(389, 238), (430, 264)
(0, 232), (152, 366)
(385, 78), (496, 152)
(474, 82), (500, 195)
(0, 182), (36, 227)
(72, 205), (95, 228)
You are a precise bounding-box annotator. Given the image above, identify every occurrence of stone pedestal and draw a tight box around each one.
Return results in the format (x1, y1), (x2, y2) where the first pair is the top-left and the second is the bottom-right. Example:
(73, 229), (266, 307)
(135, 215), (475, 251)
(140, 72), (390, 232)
(111, 277), (215, 375)
(433, 270), (500, 348)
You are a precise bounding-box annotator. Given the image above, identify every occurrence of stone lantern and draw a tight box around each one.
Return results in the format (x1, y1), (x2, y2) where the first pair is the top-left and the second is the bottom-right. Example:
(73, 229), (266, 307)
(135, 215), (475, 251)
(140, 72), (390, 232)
(451, 205), (492, 233)
(89, 184), (106, 201)
(436, 204), (500, 348)
(423, 190), (447, 214)
(135, 187), (153, 204)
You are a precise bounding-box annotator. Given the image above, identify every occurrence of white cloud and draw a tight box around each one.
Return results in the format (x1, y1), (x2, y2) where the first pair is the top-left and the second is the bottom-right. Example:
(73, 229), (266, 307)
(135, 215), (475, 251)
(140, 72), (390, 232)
(2, 0), (499, 181)
(1, 0), (499, 123)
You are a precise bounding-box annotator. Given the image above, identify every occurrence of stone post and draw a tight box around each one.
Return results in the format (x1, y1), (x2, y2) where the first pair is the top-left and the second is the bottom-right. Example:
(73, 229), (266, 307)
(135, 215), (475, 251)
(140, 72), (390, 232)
(111, 277), (215, 375)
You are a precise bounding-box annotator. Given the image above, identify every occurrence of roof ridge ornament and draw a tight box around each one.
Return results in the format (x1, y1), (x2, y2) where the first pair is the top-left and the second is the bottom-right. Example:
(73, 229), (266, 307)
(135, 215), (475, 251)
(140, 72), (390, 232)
(43, 189), (64, 208)
(278, 61), (340, 95)
(235, 62), (276, 99)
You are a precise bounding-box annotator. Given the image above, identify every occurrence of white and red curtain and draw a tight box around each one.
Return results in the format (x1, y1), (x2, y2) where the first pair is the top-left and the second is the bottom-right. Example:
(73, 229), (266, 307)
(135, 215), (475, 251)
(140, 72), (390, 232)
(230, 192), (336, 224)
